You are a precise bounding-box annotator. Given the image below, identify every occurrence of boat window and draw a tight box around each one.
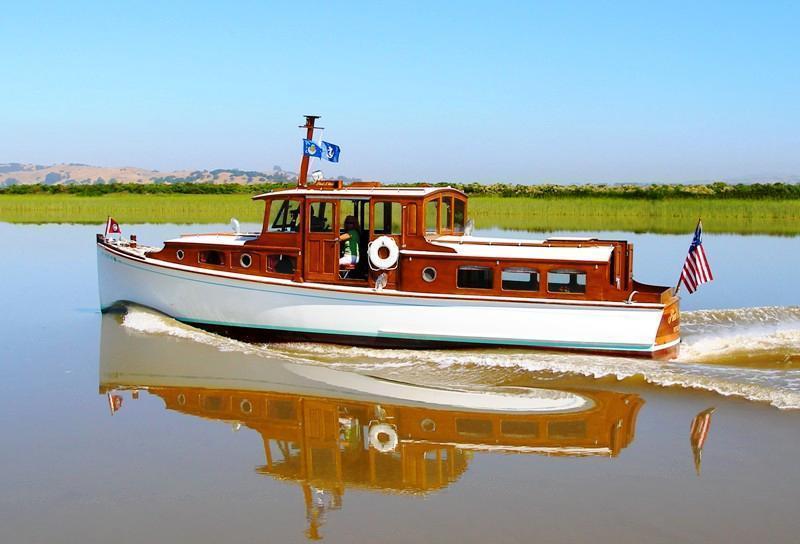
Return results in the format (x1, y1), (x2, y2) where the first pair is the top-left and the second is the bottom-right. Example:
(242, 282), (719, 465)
(609, 248), (617, 286)
(267, 254), (296, 275)
(202, 396), (223, 411)
(407, 203), (418, 235)
(374, 201), (402, 235)
(425, 199), (439, 233)
(547, 420), (587, 439)
(268, 399), (297, 420)
(454, 199), (466, 233)
(456, 418), (492, 437)
(502, 267), (540, 291)
(547, 269), (587, 294)
(309, 201), (333, 232)
(501, 420), (539, 437)
(441, 196), (453, 232)
(198, 250), (225, 266)
(457, 266), (493, 289)
(341, 199), (369, 233)
(267, 199), (301, 233)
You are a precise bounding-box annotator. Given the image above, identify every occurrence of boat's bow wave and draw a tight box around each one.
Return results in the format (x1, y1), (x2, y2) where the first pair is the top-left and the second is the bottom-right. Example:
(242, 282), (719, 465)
(119, 304), (800, 410)
(680, 306), (800, 367)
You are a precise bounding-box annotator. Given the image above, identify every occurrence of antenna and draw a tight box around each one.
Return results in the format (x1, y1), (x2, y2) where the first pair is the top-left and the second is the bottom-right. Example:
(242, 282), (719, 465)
(297, 115), (323, 188)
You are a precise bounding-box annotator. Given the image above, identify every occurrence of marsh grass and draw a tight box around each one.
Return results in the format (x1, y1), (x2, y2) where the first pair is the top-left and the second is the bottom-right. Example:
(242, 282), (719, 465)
(1, 193), (799, 235)
(469, 197), (800, 235)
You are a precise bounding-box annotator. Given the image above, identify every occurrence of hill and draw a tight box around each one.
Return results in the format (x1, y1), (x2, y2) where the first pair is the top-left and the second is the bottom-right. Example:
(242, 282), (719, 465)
(0, 163), (299, 186)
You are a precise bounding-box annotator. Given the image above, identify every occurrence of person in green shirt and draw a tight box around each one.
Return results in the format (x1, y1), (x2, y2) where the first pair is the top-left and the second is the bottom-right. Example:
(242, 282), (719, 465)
(338, 215), (360, 266)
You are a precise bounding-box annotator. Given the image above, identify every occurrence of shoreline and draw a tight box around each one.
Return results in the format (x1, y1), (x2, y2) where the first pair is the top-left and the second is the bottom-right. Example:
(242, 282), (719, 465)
(2, 193), (799, 234)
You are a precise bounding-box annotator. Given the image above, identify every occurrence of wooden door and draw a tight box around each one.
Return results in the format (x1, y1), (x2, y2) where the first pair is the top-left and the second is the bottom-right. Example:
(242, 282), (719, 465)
(303, 400), (342, 482)
(305, 199), (339, 282)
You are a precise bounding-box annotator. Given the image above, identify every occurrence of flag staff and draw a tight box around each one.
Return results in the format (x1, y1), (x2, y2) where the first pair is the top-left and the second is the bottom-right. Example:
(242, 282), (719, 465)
(297, 115), (323, 188)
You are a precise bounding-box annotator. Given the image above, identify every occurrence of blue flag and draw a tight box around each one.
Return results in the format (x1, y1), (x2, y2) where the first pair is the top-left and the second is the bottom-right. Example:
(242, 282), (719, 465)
(321, 141), (341, 163)
(303, 139), (322, 158)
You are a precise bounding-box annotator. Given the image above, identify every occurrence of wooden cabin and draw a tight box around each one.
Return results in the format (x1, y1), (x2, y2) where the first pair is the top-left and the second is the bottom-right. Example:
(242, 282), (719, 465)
(146, 181), (672, 305)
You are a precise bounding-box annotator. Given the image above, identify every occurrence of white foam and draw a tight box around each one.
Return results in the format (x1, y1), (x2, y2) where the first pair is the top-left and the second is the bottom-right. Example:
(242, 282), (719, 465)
(120, 304), (800, 410)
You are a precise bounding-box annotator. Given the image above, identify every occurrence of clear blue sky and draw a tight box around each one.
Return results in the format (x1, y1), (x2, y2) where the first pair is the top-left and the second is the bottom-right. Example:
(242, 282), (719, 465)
(2, 1), (798, 183)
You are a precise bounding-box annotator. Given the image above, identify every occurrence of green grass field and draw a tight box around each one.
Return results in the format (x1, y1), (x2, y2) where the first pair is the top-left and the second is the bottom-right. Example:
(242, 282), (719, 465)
(1, 193), (799, 234)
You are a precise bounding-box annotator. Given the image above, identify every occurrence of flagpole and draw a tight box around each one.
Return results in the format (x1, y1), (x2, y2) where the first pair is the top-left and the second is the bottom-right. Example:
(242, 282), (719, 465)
(297, 115), (322, 188)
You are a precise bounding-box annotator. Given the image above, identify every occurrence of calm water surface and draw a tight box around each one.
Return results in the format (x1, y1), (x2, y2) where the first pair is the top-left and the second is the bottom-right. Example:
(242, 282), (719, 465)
(1, 222), (799, 543)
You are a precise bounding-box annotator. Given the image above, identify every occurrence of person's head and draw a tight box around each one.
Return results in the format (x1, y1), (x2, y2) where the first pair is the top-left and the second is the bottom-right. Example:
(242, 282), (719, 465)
(344, 215), (359, 231)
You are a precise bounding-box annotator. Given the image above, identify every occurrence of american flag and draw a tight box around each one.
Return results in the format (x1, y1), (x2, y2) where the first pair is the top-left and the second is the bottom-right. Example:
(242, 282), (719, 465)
(680, 220), (713, 293)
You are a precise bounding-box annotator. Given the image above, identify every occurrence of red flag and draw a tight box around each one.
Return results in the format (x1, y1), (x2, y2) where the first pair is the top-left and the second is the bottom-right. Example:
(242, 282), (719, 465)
(107, 393), (123, 415)
(105, 217), (122, 237)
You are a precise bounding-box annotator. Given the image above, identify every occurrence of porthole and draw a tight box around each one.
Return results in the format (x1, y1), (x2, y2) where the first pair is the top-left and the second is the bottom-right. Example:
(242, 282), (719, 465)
(240, 399), (253, 414)
(422, 267), (437, 283)
(240, 253), (252, 268)
(177, 393), (186, 406)
(420, 418), (436, 432)
(176, 249), (185, 261)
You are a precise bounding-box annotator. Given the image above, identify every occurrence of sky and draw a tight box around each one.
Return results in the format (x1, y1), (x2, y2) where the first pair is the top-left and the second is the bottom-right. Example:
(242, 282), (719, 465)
(2, 1), (799, 184)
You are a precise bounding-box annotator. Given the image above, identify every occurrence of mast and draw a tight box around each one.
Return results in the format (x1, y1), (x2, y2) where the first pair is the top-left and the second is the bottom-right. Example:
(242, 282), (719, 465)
(297, 115), (321, 188)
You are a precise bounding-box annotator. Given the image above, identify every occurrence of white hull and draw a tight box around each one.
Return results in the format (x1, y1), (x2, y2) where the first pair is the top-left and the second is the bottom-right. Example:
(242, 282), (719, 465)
(97, 242), (676, 356)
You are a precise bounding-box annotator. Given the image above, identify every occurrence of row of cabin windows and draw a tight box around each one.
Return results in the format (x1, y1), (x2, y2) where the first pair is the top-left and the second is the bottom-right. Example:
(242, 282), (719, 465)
(269, 199), (404, 235)
(198, 247), (586, 293)
(426, 196), (465, 234)
(456, 266), (587, 294)
(197, 250), (296, 275)
(455, 418), (587, 439)
(198, 397), (298, 420)
(265, 197), (462, 236)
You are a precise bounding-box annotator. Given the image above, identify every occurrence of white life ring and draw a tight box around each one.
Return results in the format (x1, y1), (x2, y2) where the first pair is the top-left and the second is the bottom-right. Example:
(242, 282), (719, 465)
(368, 423), (398, 453)
(368, 236), (399, 270)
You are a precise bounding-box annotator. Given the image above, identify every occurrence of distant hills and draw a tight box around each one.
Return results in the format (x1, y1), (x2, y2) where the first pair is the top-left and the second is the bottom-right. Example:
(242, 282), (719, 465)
(0, 163), (303, 186)
(1, 162), (798, 187)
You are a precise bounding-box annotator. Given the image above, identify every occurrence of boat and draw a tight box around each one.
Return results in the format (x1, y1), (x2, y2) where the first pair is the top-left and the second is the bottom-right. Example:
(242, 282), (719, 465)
(99, 312), (643, 539)
(96, 115), (681, 358)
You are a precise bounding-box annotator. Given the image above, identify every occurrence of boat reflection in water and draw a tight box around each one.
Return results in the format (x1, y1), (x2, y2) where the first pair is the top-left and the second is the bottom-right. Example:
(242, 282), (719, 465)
(99, 311), (644, 540)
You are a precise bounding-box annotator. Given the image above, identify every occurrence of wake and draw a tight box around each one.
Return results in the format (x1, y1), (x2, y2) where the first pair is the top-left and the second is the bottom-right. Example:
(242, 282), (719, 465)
(119, 305), (800, 410)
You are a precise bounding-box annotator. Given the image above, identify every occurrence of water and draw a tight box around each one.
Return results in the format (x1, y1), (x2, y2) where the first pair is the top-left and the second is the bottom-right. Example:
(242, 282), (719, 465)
(2, 222), (800, 543)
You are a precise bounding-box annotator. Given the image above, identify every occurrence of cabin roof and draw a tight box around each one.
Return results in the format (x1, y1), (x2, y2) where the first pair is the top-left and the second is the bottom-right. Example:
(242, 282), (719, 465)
(166, 233), (258, 246)
(252, 185), (463, 200)
(427, 238), (615, 262)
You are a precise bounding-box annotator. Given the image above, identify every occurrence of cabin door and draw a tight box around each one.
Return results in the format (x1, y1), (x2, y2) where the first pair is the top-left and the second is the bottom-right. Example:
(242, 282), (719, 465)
(302, 400), (342, 481)
(305, 199), (339, 282)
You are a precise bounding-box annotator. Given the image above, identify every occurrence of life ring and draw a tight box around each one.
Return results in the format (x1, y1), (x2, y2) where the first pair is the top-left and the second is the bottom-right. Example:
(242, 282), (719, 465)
(368, 236), (399, 270)
(368, 423), (398, 453)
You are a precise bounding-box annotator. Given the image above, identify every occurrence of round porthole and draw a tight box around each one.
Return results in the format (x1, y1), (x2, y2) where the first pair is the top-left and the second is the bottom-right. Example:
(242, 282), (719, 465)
(240, 253), (252, 268)
(177, 393), (186, 406)
(422, 267), (437, 283)
(420, 418), (436, 432)
(240, 399), (253, 414)
(176, 249), (185, 261)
